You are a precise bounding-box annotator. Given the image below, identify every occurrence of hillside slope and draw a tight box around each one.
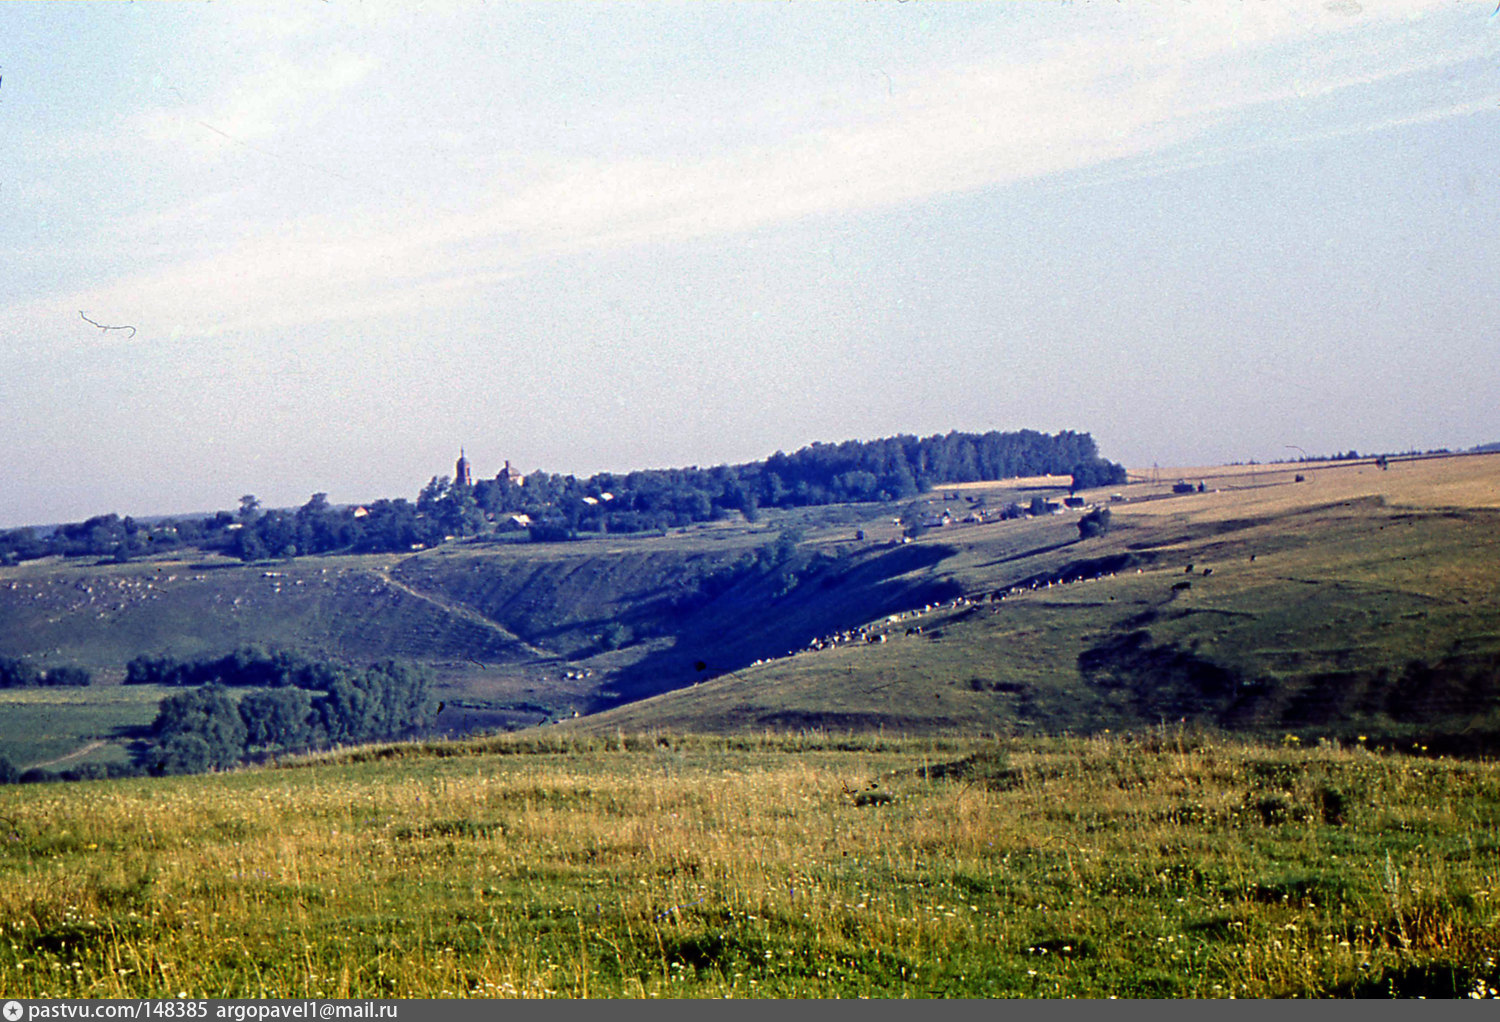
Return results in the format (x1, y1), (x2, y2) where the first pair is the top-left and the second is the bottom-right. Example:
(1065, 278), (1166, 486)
(3, 452), (1499, 760)
(0, 555), (539, 671)
(563, 455), (1500, 747)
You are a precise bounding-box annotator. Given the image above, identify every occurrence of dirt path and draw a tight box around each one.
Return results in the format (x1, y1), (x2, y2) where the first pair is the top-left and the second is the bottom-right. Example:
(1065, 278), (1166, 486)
(26, 739), (108, 772)
(368, 568), (554, 659)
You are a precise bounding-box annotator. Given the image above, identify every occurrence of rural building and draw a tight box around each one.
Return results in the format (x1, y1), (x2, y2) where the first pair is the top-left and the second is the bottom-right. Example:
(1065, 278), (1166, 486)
(452, 450), (525, 487)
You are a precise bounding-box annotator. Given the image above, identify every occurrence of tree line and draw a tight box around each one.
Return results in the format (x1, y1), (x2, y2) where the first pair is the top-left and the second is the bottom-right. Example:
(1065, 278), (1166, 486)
(136, 647), (436, 774)
(0, 648), (435, 783)
(0, 656), (91, 688)
(0, 429), (1127, 563)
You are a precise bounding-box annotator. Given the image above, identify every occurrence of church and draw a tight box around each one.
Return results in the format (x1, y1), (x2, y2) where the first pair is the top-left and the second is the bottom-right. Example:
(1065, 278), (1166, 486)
(454, 449), (523, 488)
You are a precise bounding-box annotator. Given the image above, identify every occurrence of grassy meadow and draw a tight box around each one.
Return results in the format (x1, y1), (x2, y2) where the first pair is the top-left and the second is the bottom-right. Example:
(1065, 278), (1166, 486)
(1, 731), (1498, 999)
(0, 687), (163, 771)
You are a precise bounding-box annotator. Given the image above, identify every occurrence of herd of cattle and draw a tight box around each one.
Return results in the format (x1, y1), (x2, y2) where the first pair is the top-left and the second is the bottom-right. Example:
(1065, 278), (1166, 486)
(745, 564), (1147, 669)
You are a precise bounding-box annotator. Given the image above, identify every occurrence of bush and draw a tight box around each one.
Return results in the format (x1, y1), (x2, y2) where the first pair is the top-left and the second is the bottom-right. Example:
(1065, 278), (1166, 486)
(1316, 785), (1351, 826)
(124, 654), (176, 685)
(149, 685), (248, 772)
(0, 657), (42, 688)
(149, 733), (214, 776)
(528, 522), (577, 544)
(240, 687), (315, 751)
(42, 666), (92, 687)
(1078, 507), (1112, 540)
(599, 622), (633, 652)
(0, 658), (91, 688)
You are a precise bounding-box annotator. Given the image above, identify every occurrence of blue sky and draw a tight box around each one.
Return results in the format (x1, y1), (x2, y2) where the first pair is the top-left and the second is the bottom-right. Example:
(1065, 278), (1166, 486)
(2, 1), (1498, 528)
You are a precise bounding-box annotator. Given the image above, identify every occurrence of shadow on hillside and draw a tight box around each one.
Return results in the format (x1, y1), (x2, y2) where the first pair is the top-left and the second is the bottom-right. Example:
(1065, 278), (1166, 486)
(1075, 614), (1500, 752)
(972, 538), (1082, 570)
(590, 543), (963, 711)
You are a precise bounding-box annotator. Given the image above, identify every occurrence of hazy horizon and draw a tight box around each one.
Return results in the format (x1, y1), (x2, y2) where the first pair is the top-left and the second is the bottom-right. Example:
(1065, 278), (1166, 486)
(5, 2), (1498, 530)
(7, 431), (1490, 534)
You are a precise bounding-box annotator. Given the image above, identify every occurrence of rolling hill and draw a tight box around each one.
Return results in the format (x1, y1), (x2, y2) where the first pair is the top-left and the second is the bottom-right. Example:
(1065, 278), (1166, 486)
(568, 453), (1500, 745)
(2, 452), (1499, 770)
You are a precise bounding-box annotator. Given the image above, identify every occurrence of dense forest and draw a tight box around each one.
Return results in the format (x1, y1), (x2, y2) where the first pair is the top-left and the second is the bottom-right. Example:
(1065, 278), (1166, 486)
(0, 429), (1127, 563)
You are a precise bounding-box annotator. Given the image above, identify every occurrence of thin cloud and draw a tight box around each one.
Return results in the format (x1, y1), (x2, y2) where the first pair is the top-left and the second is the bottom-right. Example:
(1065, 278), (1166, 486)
(135, 51), (377, 157)
(6, 1), (1491, 344)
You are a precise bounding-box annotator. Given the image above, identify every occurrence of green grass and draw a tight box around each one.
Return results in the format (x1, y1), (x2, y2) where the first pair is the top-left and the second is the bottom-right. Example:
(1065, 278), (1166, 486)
(0, 687), (166, 770)
(576, 498), (1500, 745)
(1, 731), (1497, 998)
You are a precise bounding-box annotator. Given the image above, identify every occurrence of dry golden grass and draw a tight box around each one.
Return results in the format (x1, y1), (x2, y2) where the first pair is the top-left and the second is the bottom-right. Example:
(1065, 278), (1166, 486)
(940, 475), (1075, 492)
(1111, 453), (1500, 522)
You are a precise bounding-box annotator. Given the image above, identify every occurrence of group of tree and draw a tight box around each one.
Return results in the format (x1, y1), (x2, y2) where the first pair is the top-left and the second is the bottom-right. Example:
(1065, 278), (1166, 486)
(460, 429), (1125, 544)
(0, 513), (199, 565)
(0, 429), (1128, 564)
(0, 649), (434, 784)
(124, 644), (343, 690)
(0, 656), (91, 688)
(139, 649), (436, 775)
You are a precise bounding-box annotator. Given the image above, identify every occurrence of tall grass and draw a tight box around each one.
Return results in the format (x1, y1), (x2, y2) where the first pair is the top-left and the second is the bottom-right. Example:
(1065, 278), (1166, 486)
(0, 730), (1497, 998)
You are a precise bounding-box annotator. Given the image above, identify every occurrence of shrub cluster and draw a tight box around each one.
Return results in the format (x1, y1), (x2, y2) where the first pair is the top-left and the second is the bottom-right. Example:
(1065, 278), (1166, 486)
(124, 645), (341, 689)
(1078, 507), (1112, 540)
